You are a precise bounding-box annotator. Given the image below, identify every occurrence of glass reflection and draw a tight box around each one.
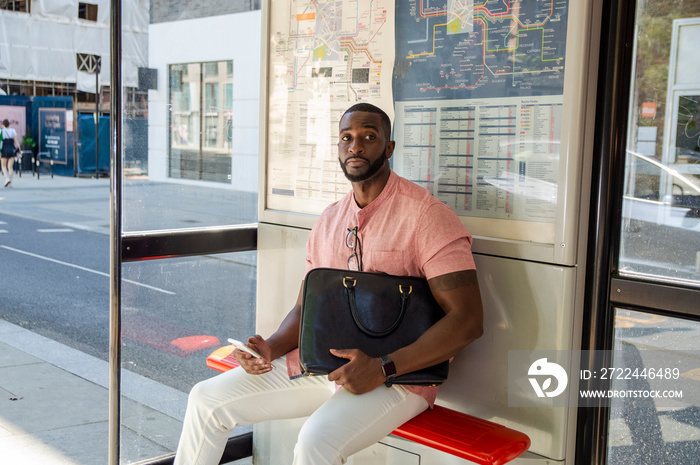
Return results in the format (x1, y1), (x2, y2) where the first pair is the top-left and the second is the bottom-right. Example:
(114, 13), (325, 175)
(607, 309), (700, 464)
(119, 5), (262, 463)
(620, 5), (700, 286)
(122, 180), (257, 232)
(119, 252), (256, 460)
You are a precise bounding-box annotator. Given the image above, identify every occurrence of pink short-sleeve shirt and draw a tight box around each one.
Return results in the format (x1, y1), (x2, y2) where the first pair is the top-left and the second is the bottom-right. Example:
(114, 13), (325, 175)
(287, 170), (476, 406)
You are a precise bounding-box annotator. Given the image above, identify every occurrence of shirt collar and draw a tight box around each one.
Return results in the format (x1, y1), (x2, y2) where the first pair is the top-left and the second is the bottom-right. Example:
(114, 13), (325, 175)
(350, 170), (398, 221)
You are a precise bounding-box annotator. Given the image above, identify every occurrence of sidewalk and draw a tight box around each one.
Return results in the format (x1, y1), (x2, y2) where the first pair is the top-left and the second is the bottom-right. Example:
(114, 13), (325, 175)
(0, 174), (111, 235)
(0, 172), (257, 235)
(0, 321), (186, 464)
(0, 174), (254, 464)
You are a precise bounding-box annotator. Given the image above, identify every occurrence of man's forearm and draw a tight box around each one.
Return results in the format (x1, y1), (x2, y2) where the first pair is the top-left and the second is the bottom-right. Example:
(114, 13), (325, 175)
(389, 310), (482, 377)
(390, 270), (484, 377)
(266, 283), (304, 360)
(266, 304), (302, 360)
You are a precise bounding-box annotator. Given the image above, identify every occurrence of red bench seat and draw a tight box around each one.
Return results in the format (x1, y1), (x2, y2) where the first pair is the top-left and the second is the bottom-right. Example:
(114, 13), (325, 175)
(207, 345), (530, 465)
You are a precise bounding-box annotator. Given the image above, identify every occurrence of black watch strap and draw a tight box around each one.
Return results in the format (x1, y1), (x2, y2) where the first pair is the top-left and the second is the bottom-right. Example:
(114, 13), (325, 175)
(379, 355), (397, 387)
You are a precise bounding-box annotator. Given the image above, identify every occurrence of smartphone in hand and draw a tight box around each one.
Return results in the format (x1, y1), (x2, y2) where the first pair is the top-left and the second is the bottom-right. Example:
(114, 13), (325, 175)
(227, 338), (264, 358)
(227, 338), (276, 370)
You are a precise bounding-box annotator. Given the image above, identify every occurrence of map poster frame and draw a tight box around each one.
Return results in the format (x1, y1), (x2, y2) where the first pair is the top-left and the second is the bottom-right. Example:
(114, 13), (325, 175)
(261, 0), (396, 225)
(260, 0), (599, 266)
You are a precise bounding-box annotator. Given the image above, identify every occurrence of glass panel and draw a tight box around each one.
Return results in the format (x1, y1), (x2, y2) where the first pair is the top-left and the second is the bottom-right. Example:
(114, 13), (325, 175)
(169, 63), (202, 181)
(120, 2), (262, 464)
(0, 190), (112, 463)
(164, 60), (236, 185)
(119, 252), (257, 461)
(621, 4), (700, 286)
(127, 42), (256, 230)
(607, 309), (700, 464)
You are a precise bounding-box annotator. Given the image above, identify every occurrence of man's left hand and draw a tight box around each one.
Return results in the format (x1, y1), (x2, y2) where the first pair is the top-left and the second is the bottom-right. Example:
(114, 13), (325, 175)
(328, 349), (386, 394)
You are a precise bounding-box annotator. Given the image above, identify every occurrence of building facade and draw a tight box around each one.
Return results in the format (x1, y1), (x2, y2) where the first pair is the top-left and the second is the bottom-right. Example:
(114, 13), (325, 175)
(1, 0), (260, 186)
(146, 1), (260, 190)
(0, 0), (148, 116)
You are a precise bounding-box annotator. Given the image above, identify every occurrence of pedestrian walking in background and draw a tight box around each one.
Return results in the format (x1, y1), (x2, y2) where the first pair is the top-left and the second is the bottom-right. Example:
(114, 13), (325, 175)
(1, 119), (21, 187)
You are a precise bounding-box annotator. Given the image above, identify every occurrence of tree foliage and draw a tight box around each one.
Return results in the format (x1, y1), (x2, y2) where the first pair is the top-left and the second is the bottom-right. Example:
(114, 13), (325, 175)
(632, 1), (700, 158)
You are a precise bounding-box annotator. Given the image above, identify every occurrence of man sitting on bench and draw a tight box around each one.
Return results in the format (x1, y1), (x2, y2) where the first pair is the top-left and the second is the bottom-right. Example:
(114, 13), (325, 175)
(174, 103), (484, 465)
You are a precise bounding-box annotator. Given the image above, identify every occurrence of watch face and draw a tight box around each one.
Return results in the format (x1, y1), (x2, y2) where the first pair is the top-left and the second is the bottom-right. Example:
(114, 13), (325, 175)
(381, 356), (397, 377)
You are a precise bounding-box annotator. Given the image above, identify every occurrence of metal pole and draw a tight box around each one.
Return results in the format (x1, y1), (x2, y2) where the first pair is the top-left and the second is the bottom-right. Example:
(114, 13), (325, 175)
(95, 66), (100, 178)
(108, 0), (123, 463)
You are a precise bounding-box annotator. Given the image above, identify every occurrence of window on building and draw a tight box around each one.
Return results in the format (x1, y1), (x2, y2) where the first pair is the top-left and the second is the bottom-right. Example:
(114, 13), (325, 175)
(169, 60), (233, 183)
(78, 2), (98, 21)
(225, 83), (233, 110)
(0, 0), (28, 12)
(204, 62), (219, 78)
(77, 53), (101, 74)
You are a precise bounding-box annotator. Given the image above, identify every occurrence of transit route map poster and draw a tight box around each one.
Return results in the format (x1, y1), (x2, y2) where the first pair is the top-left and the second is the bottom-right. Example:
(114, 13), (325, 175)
(392, 0), (569, 225)
(266, 0), (395, 215)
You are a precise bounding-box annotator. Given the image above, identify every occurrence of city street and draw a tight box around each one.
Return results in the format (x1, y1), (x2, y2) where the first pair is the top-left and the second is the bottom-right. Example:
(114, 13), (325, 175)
(0, 177), (258, 393)
(0, 175), (258, 464)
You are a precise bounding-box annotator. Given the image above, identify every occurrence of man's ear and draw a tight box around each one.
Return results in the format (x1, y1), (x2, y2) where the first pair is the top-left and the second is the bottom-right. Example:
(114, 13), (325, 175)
(385, 140), (396, 160)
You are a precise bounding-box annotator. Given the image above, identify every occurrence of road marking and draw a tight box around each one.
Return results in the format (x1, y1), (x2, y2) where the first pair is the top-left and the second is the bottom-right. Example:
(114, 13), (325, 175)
(37, 228), (75, 233)
(681, 367), (700, 381)
(0, 245), (176, 295)
(0, 229), (8, 233)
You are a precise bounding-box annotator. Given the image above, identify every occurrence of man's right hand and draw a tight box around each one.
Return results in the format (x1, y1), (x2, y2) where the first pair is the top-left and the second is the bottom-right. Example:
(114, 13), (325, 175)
(233, 335), (274, 375)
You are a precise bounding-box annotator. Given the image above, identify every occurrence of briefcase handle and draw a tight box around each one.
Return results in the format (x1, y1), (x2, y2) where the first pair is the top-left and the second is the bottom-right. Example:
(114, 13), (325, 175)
(344, 276), (412, 337)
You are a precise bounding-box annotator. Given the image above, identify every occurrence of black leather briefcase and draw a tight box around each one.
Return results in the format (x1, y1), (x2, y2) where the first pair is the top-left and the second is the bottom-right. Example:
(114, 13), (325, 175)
(299, 268), (449, 386)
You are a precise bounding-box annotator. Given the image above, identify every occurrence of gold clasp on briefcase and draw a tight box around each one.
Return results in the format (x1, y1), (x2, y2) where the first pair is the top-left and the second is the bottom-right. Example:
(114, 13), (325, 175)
(399, 285), (412, 296)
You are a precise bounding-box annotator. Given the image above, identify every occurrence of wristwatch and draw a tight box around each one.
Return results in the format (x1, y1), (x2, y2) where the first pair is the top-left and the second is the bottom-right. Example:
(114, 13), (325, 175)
(379, 355), (397, 387)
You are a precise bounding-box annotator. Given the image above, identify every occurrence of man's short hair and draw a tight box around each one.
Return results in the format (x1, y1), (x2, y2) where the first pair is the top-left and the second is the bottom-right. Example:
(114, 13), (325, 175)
(342, 103), (392, 139)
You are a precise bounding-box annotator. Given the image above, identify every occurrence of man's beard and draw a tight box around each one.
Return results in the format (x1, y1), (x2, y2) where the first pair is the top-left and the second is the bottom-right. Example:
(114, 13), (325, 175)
(339, 150), (387, 182)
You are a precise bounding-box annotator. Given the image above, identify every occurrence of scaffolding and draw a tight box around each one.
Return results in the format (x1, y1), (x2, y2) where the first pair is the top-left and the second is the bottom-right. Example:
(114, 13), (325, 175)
(0, 0), (147, 109)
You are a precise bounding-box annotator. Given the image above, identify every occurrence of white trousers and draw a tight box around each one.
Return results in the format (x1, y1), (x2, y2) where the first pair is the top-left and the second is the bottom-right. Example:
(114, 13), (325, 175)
(174, 356), (428, 465)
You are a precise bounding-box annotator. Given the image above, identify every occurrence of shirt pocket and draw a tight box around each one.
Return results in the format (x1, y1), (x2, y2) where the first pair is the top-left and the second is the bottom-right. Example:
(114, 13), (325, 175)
(363, 250), (409, 276)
